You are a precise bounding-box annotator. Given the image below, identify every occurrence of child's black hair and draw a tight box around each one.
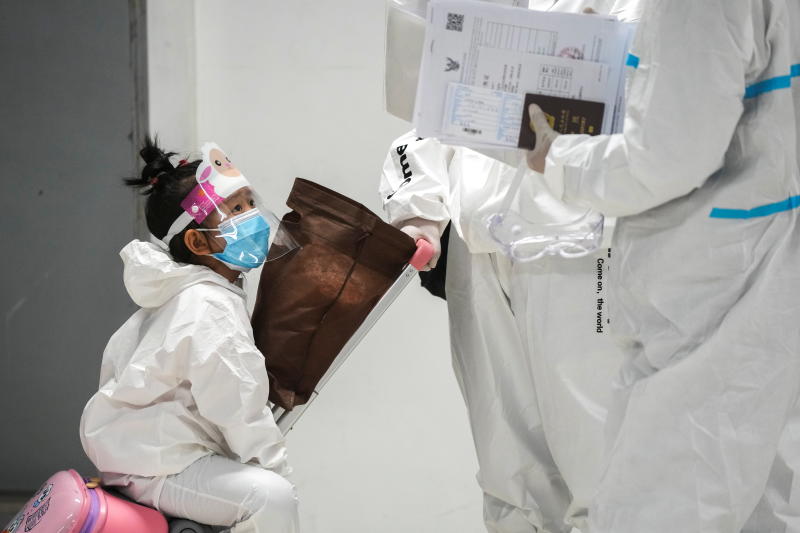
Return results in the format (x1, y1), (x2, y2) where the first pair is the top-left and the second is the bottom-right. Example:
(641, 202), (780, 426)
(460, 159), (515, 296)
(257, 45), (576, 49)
(125, 136), (201, 263)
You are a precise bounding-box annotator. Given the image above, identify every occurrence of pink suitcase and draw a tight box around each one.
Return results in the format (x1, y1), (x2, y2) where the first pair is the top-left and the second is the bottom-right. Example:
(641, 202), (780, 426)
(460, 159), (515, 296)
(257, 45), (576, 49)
(2, 470), (167, 533)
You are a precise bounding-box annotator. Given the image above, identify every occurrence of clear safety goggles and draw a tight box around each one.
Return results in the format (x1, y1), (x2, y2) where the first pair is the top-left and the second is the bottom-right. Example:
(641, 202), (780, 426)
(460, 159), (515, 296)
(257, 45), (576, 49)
(486, 155), (604, 262)
(487, 208), (604, 262)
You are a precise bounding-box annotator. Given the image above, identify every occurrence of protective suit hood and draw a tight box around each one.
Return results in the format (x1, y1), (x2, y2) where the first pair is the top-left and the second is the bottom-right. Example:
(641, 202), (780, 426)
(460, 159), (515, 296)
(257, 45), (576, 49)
(121, 240), (243, 309)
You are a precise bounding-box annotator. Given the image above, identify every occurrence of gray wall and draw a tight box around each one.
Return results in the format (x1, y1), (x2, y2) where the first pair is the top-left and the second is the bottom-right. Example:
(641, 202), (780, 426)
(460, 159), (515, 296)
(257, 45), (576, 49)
(0, 0), (147, 491)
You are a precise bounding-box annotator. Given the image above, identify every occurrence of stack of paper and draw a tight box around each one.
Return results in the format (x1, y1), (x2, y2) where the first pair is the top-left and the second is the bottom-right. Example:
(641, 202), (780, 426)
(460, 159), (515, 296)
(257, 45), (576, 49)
(413, 0), (636, 150)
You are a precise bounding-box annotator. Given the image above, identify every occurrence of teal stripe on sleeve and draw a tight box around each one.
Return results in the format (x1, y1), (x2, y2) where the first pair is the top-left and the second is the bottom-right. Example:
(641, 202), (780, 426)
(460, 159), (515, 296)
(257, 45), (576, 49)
(744, 64), (800, 99)
(710, 195), (800, 219)
(745, 75), (792, 98)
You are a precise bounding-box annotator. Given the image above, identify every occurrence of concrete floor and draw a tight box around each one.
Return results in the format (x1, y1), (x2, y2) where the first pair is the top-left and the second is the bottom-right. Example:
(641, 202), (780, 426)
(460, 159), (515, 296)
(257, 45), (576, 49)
(0, 492), (30, 527)
(0, 491), (585, 532)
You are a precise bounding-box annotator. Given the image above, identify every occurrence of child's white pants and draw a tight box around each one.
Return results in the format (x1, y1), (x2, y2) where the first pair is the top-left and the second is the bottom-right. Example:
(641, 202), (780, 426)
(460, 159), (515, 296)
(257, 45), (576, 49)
(105, 454), (299, 532)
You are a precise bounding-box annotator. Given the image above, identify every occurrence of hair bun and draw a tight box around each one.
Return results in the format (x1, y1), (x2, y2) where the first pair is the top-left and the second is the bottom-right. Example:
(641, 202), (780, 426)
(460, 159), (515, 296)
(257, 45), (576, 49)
(140, 143), (166, 166)
(140, 136), (177, 180)
(125, 135), (182, 192)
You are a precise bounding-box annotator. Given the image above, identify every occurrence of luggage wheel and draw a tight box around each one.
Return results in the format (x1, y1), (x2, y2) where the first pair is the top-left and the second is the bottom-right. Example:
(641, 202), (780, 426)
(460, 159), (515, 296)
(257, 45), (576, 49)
(168, 518), (211, 533)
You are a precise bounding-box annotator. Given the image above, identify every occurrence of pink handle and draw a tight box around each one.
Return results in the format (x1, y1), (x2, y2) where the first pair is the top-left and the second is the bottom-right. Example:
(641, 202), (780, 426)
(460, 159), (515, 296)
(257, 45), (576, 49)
(409, 239), (435, 270)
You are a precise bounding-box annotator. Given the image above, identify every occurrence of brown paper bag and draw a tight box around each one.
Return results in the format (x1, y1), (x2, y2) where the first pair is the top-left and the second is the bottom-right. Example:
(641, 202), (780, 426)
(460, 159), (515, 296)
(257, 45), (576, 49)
(252, 178), (417, 410)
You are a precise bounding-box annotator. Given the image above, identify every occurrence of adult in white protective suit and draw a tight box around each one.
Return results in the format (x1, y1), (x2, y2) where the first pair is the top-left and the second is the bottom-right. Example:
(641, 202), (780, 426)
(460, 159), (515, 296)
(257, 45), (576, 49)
(81, 139), (298, 532)
(382, 3), (641, 531)
(525, 1), (800, 532)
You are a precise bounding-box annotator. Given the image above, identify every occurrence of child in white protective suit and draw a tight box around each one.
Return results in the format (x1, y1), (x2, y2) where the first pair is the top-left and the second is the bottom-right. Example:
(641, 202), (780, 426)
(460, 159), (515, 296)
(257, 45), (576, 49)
(80, 137), (300, 533)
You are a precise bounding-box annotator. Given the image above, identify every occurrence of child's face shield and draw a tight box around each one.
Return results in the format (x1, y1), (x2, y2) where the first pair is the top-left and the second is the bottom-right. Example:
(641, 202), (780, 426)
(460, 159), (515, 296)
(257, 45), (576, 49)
(162, 142), (297, 271)
(193, 185), (296, 271)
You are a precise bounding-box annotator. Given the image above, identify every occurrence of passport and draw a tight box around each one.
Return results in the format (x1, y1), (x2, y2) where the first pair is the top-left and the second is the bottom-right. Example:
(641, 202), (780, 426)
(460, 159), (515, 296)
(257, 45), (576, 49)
(517, 93), (605, 150)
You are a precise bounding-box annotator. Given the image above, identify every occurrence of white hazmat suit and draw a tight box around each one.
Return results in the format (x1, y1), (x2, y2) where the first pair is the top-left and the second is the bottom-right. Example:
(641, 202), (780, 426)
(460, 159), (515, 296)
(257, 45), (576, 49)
(382, 6), (640, 530)
(80, 240), (298, 532)
(535, 1), (800, 531)
(383, 135), (581, 532)
(383, 3), (644, 531)
(383, 136), (618, 533)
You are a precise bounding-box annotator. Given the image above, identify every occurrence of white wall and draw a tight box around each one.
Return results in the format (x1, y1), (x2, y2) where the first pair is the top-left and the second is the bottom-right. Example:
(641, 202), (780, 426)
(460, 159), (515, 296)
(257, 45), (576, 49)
(147, 0), (196, 152)
(149, 2), (484, 532)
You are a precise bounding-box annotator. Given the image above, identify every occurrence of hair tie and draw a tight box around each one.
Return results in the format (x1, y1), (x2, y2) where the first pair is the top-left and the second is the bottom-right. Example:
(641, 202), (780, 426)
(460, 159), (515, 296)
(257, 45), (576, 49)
(177, 159), (188, 167)
(149, 176), (159, 186)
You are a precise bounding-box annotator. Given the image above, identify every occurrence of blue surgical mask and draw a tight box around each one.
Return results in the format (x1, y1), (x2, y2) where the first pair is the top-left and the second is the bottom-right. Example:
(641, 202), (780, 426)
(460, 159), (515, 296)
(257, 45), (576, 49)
(212, 209), (271, 272)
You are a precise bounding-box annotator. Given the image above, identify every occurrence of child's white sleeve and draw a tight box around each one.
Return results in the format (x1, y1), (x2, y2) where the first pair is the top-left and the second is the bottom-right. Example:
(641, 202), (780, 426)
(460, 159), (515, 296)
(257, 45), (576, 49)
(188, 312), (291, 477)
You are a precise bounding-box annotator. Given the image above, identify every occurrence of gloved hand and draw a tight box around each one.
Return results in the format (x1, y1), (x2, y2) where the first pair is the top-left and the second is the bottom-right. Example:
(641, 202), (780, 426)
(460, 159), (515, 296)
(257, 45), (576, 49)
(526, 103), (561, 173)
(398, 217), (442, 272)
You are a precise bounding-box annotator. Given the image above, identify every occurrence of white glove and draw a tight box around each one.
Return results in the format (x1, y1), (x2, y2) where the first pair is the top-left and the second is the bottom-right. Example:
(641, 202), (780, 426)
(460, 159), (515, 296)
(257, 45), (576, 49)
(526, 103), (561, 174)
(398, 217), (443, 272)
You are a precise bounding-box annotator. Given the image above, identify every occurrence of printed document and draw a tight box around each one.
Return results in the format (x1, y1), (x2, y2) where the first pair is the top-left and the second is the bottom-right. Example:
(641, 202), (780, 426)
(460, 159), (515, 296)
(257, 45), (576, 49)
(414, 0), (634, 149)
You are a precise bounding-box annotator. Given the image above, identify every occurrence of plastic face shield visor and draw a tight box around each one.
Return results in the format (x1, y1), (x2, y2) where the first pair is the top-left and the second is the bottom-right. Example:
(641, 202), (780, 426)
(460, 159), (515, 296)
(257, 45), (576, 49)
(160, 142), (296, 271)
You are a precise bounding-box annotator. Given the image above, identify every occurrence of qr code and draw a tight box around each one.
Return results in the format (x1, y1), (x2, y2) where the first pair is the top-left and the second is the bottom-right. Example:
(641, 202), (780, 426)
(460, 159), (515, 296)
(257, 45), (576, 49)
(446, 12), (464, 31)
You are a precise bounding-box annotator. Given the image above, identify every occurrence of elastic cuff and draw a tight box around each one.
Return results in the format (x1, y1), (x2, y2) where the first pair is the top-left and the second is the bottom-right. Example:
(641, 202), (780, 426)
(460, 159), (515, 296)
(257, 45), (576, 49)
(395, 216), (449, 237)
